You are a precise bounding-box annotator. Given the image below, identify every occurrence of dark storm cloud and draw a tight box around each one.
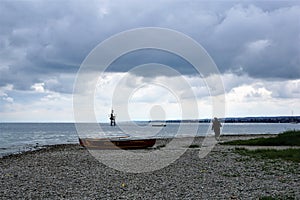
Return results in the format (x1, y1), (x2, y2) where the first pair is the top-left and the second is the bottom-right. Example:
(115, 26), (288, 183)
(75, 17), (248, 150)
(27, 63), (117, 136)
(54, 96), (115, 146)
(204, 4), (300, 79)
(0, 0), (299, 93)
(0, 0), (104, 91)
(108, 49), (198, 77)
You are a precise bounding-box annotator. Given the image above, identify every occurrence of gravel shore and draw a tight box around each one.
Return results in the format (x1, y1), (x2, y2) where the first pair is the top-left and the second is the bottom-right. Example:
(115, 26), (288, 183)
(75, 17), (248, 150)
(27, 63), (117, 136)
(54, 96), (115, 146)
(1, 135), (299, 199)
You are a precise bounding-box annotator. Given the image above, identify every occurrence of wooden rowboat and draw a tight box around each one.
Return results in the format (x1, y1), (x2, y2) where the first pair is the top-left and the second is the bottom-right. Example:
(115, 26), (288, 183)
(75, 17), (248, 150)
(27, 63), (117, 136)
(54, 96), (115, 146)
(79, 138), (156, 149)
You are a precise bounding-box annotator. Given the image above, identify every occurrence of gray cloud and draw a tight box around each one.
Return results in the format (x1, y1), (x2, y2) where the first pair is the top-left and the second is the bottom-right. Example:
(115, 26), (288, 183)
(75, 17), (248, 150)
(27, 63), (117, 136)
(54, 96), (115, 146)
(0, 0), (299, 94)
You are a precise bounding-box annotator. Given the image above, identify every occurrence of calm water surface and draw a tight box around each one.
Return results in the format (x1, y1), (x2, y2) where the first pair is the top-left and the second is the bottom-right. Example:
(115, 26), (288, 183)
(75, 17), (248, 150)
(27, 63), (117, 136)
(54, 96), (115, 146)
(0, 122), (299, 157)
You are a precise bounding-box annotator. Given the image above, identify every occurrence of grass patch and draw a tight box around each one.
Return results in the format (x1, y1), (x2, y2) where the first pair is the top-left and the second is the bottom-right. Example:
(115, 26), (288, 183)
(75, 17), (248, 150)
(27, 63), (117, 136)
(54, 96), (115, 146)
(223, 130), (300, 146)
(235, 148), (300, 163)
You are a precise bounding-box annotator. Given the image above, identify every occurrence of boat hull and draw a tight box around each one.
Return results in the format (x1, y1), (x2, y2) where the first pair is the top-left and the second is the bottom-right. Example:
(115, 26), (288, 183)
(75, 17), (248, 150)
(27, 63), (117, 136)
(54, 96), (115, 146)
(79, 138), (156, 149)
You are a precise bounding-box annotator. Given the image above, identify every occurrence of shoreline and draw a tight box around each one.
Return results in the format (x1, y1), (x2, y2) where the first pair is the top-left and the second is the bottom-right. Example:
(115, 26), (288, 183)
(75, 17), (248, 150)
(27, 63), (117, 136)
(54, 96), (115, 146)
(0, 133), (291, 159)
(0, 136), (300, 199)
(1, 134), (299, 199)
(0, 134), (278, 159)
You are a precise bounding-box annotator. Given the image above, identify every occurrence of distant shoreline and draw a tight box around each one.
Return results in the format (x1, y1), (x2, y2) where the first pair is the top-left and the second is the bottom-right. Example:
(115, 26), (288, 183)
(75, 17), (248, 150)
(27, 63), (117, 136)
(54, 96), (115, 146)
(150, 116), (300, 124)
(1, 116), (299, 123)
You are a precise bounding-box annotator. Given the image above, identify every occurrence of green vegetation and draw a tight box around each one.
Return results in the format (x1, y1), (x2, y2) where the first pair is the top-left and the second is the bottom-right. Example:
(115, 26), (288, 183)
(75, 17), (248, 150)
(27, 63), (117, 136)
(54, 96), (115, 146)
(235, 148), (300, 163)
(225, 130), (300, 163)
(222, 130), (300, 146)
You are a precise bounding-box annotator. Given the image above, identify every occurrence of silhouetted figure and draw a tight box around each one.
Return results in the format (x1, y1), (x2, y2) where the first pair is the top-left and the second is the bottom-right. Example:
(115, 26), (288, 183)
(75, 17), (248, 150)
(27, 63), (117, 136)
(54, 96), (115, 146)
(110, 109), (116, 126)
(212, 117), (222, 139)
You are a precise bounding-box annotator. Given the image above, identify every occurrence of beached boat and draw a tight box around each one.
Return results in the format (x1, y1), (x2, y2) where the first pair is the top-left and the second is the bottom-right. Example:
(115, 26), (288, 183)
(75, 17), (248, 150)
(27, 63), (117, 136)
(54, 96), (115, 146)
(79, 137), (156, 149)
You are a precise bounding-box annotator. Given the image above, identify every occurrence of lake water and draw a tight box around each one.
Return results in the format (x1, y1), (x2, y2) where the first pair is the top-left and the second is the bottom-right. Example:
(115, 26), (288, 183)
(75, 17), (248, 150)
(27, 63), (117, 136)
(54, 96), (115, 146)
(0, 122), (299, 157)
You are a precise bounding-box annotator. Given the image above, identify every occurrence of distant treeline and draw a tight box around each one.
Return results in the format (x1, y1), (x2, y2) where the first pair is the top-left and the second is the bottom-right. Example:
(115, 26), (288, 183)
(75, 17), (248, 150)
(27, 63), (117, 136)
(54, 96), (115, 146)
(149, 116), (300, 123)
(220, 116), (300, 123)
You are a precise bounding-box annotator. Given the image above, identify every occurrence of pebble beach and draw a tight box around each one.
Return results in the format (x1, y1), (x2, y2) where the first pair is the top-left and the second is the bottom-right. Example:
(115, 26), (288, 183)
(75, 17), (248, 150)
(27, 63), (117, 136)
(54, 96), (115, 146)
(1, 135), (299, 199)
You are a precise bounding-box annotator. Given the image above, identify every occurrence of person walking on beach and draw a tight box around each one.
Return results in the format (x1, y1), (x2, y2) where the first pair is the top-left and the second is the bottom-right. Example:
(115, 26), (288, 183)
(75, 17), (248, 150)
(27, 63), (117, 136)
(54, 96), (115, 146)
(212, 117), (222, 140)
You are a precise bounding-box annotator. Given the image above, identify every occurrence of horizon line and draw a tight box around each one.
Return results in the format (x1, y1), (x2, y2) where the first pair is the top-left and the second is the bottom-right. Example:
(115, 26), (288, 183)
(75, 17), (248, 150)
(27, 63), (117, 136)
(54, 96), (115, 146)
(1, 115), (299, 123)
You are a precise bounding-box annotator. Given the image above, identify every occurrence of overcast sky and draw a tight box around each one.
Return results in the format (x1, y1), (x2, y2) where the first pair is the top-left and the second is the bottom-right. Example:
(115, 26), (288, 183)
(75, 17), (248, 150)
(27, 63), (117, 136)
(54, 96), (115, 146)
(0, 0), (299, 122)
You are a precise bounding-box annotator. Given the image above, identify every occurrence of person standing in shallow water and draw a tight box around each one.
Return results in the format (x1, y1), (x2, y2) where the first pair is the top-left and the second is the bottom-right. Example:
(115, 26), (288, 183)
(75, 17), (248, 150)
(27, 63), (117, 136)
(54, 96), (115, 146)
(212, 117), (222, 140)
(110, 109), (116, 126)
